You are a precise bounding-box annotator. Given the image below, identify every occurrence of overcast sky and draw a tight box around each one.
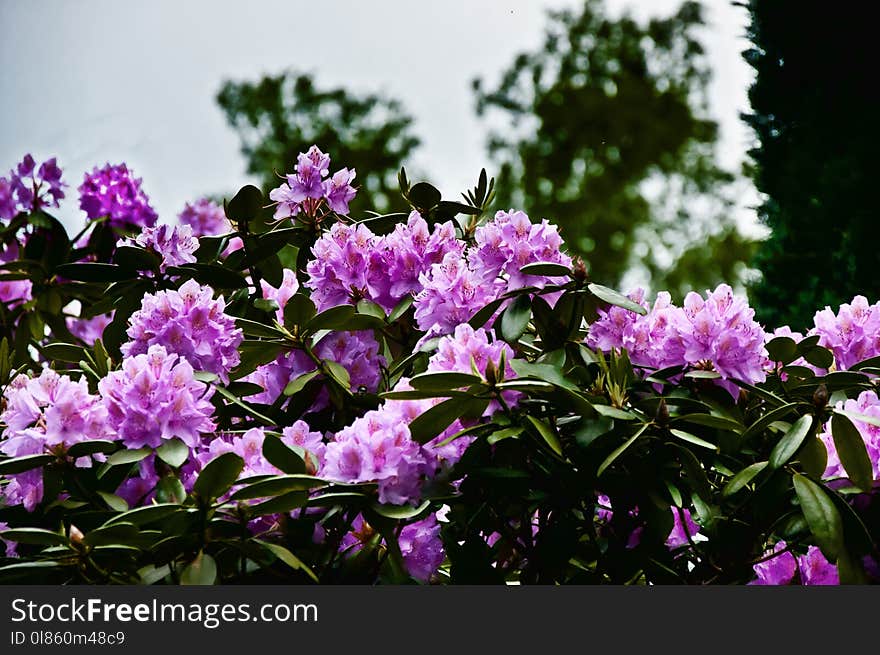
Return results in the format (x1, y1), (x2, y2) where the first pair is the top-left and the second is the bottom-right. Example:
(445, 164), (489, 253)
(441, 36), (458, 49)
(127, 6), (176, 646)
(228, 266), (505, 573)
(0, 0), (758, 233)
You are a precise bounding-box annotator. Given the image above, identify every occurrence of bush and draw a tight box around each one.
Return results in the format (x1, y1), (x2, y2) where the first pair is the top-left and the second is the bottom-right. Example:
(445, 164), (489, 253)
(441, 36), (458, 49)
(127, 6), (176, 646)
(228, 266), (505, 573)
(0, 149), (877, 585)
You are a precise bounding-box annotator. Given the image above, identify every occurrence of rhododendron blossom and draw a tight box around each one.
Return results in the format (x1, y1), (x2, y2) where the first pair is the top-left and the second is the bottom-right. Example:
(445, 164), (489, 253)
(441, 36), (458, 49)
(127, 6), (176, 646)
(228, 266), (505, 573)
(78, 162), (157, 228)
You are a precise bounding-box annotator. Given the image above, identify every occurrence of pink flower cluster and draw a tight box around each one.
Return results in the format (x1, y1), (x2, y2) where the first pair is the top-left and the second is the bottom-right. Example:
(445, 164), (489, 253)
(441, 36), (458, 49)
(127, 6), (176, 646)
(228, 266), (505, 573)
(129, 223), (199, 272)
(178, 197), (230, 237)
(98, 344), (216, 449)
(0, 154), (65, 220)
(812, 295), (880, 370)
(820, 390), (880, 482)
(587, 284), (769, 397)
(750, 541), (838, 585)
(305, 213), (463, 314)
(78, 163), (157, 229)
(414, 209), (572, 336)
(321, 326), (516, 504)
(0, 241), (32, 308)
(66, 312), (114, 346)
(1, 369), (111, 511)
(269, 145), (357, 218)
(121, 280), (243, 383)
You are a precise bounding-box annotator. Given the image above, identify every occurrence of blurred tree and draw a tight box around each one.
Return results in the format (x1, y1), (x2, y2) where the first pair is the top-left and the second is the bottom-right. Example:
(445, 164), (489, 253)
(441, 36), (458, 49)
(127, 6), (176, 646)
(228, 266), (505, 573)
(217, 72), (420, 216)
(744, 1), (879, 329)
(473, 0), (754, 297)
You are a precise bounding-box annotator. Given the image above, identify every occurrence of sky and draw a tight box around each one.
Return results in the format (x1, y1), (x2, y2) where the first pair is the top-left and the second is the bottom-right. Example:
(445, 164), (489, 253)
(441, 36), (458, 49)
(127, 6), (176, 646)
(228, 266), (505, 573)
(0, 0), (759, 234)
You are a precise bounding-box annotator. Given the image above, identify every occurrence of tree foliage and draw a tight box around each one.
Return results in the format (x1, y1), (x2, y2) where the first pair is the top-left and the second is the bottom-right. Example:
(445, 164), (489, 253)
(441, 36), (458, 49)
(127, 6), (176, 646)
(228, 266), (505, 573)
(217, 72), (420, 215)
(744, 0), (880, 329)
(473, 0), (754, 296)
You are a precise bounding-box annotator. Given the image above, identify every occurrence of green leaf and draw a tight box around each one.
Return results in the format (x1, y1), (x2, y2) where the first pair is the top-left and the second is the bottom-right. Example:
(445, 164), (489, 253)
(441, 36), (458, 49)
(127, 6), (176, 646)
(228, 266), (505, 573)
(587, 283), (647, 315)
(256, 540), (318, 582)
(765, 336), (799, 364)
(388, 295), (414, 323)
(324, 360), (351, 390)
(356, 299), (386, 320)
(214, 385), (277, 425)
(830, 414), (873, 492)
(66, 440), (119, 458)
(675, 413), (743, 433)
(409, 397), (486, 444)
(792, 473), (845, 561)
(306, 304), (355, 331)
(253, 298), (280, 314)
(409, 371), (483, 390)
(235, 317), (287, 339)
(797, 436), (828, 479)
(113, 245), (162, 272)
(802, 346), (834, 369)
(597, 423), (650, 476)
(180, 551), (217, 585)
(669, 429), (717, 450)
(525, 416), (563, 456)
(834, 407), (880, 429)
(230, 474), (325, 500)
(97, 491), (129, 512)
(369, 499), (431, 520)
(248, 490), (308, 516)
(508, 359), (578, 391)
(467, 296), (506, 329)
(593, 404), (636, 420)
(283, 293), (317, 329)
(83, 523), (140, 548)
(0, 454), (54, 475)
(684, 370), (721, 380)
(166, 263), (249, 289)
(739, 402), (798, 443)
(225, 184), (263, 224)
(106, 447), (152, 467)
(407, 182), (441, 211)
(500, 293), (532, 343)
(54, 262), (137, 282)
(520, 261), (571, 277)
(722, 461), (768, 497)
(193, 452), (244, 500)
(283, 369), (321, 396)
(0, 528), (68, 546)
(262, 436), (306, 474)
(769, 415), (814, 469)
(103, 503), (182, 527)
(156, 476), (187, 504)
(156, 438), (189, 468)
(41, 342), (88, 363)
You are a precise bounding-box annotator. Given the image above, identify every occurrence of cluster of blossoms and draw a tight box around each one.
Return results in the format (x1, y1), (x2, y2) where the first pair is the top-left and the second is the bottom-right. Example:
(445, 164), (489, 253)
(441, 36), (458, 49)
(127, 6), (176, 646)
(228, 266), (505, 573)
(750, 541), (838, 585)
(66, 311), (114, 346)
(820, 390), (880, 482)
(0, 154), (65, 220)
(305, 215), (463, 314)
(127, 223), (199, 272)
(1, 369), (110, 511)
(812, 295), (880, 370)
(587, 284), (769, 397)
(178, 197), (229, 236)
(415, 210), (572, 336)
(98, 344), (216, 450)
(269, 145), (357, 219)
(337, 513), (445, 582)
(121, 280), (243, 383)
(322, 325), (516, 504)
(78, 163), (157, 229)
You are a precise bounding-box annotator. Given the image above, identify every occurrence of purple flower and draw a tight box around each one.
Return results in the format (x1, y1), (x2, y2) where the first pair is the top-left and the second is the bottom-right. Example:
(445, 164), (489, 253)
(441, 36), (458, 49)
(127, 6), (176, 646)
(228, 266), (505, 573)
(98, 344), (216, 449)
(282, 421), (327, 473)
(269, 145), (355, 219)
(305, 222), (385, 311)
(813, 295), (880, 370)
(260, 268), (300, 324)
(0, 154), (65, 218)
(798, 546), (839, 585)
(321, 407), (427, 505)
(665, 507), (700, 548)
(245, 330), (384, 409)
(750, 541), (798, 585)
(1, 369), (110, 511)
(178, 197), (230, 237)
(0, 522), (18, 557)
(470, 209), (573, 296)
(399, 514), (445, 582)
(66, 312), (114, 346)
(0, 240), (33, 309)
(121, 279), (243, 383)
(323, 167), (357, 214)
(819, 390), (880, 482)
(414, 252), (505, 337)
(129, 223), (199, 272)
(78, 163), (157, 229)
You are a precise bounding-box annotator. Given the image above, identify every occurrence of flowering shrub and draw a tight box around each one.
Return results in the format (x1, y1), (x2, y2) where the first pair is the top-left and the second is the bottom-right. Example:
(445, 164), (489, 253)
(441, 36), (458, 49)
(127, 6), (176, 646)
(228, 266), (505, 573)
(0, 149), (878, 585)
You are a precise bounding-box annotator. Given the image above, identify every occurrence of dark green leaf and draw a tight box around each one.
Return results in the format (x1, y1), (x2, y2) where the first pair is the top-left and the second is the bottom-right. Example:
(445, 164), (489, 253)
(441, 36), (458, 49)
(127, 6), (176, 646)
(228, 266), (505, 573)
(55, 262), (136, 282)
(231, 475), (325, 500)
(40, 342), (88, 363)
(248, 490), (308, 516)
(802, 346), (834, 369)
(283, 293), (317, 328)
(255, 540), (318, 582)
(407, 182), (441, 211)
(306, 304), (355, 331)
(181, 551), (217, 585)
(722, 461), (768, 497)
(769, 415), (814, 469)
(66, 440), (118, 458)
(587, 283), (647, 315)
(0, 528), (68, 546)
(830, 414), (873, 492)
(156, 438), (189, 468)
(409, 397), (486, 444)
(520, 261), (571, 277)
(226, 185), (263, 224)
(0, 454), (54, 475)
(765, 336), (799, 364)
(525, 416), (563, 456)
(792, 473), (845, 561)
(409, 371), (483, 390)
(500, 293), (532, 342)
(103, 504), (183, 527)
(235, 317), (287, 339)
(597, 423), (650, 476)
(106, 447), (152, 466)
(193, 452), (244, 500)
(262, 436), (306, 474)
(369, 499), (431, 520)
